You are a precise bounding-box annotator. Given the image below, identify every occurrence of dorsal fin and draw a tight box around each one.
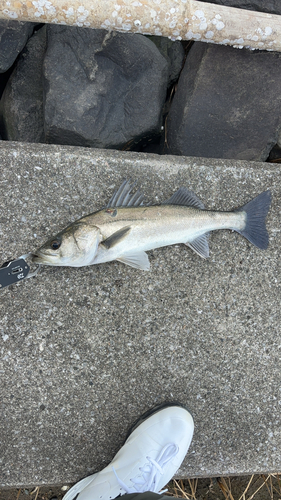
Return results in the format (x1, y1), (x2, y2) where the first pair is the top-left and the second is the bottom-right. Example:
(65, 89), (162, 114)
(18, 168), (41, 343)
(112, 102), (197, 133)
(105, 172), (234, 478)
(164, 187), (204, 209)
(107, 180), (145, 208)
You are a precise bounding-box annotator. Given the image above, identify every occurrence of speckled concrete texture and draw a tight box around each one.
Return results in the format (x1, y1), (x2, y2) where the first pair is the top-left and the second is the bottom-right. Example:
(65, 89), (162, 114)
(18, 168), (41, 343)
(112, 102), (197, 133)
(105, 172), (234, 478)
(0, 142), (280, 487)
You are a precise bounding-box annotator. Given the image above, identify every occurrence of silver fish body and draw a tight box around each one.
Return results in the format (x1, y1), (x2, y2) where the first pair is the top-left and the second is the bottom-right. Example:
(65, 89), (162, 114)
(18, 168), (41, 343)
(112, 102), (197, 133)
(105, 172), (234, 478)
(32, 181), (271, 270)
(89, 205), (246, 267)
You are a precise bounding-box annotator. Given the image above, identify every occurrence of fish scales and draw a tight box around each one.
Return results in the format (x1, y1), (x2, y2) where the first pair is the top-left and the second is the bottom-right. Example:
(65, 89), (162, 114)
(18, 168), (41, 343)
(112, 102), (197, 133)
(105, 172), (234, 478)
(32, 181), (271, 271)
(84, 205), (246, 265)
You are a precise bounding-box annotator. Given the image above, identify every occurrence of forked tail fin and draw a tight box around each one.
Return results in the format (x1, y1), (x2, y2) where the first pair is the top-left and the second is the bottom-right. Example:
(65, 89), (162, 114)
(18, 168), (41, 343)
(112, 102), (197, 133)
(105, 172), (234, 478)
(236, 190), (271, 249)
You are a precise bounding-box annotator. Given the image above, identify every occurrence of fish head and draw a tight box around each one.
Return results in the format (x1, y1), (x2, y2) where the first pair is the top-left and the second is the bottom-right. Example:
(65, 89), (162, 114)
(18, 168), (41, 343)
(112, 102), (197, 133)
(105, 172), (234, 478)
(32, 222), (101, 267)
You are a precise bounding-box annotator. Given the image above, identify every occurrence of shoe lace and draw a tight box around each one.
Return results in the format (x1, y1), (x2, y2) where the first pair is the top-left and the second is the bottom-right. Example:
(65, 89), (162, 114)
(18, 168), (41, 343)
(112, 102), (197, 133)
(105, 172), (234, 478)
(112, 443), (179, 494)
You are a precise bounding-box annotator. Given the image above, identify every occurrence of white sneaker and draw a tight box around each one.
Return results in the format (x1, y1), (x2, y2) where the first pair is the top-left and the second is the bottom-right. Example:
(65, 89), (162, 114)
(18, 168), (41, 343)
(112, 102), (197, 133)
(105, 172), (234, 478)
(63, 403), (194, 500)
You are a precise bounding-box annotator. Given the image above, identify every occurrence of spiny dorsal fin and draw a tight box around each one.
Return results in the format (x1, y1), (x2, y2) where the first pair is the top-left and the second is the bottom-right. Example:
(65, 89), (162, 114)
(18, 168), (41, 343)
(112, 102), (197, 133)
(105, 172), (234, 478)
(186, 233), (210, 259)
(164, 187), (204, 210)
(101, 226), (131, 249)
(107, 180), (145, 208)
(117, 251), (150, 270)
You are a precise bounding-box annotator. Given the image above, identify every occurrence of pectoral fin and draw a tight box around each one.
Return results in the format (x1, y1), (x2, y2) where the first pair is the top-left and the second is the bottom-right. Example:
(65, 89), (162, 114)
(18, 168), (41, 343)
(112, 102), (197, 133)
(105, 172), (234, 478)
(117, 251), (150, 270)
(101, 226), (131, 249)
(186, 234), (210, 259)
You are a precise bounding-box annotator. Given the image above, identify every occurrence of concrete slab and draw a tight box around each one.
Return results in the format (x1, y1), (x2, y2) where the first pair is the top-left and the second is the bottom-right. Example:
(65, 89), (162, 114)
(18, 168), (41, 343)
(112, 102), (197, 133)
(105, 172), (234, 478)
(0, 141), (280, 487)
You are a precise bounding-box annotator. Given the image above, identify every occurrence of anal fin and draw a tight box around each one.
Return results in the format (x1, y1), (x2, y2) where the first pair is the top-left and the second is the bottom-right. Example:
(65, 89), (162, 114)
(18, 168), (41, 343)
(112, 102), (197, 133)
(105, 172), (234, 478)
(186, 234), (210, 259)
(116, 251), (150, 270)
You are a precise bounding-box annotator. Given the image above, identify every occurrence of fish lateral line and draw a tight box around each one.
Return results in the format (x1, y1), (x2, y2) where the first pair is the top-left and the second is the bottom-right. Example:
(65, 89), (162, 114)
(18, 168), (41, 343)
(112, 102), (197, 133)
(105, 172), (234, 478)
(31, 181), (271, 270)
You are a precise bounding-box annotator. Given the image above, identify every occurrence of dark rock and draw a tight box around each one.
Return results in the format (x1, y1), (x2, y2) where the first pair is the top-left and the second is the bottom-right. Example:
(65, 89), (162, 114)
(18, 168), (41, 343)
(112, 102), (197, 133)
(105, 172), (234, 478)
(267, 144), (281, 162)
(0, 20), (35, 73)
(198, 0), (281, 15)
(167, 42), (281, 161)
(0, 26), (46, 142)
(147, 36), (185, 85)
(43, 26), (168, 149)
(0, 69), (11, 99)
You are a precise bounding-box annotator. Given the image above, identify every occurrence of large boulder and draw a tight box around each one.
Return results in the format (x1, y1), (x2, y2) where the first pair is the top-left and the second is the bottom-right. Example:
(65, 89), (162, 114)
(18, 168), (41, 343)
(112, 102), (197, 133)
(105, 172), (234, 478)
(0, 20), (35, 73)
(147, 36), (185, 85)
(43, 26), (169, 149)
(0, 26), (46, 142)
(167, 42), (281, 161)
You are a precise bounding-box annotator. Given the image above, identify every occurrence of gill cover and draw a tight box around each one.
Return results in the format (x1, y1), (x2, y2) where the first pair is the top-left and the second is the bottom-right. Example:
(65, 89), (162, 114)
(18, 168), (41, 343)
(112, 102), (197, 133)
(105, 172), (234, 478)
(69, 222), (101, 266)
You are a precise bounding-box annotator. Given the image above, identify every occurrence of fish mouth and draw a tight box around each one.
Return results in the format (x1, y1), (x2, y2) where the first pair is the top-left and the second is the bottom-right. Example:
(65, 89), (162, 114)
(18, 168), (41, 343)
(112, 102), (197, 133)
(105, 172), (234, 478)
(32, 254), (42, 263)
(32, 251), (58, 265)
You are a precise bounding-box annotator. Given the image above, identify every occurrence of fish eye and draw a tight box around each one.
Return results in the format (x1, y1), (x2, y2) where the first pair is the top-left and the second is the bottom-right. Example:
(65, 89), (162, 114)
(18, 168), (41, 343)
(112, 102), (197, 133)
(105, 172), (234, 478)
(50, 239), (61, 250)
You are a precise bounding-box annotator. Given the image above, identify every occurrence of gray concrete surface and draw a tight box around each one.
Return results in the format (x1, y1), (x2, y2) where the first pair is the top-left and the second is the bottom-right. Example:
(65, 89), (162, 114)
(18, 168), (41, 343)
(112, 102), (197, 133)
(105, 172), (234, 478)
(0, 141), (280, 487)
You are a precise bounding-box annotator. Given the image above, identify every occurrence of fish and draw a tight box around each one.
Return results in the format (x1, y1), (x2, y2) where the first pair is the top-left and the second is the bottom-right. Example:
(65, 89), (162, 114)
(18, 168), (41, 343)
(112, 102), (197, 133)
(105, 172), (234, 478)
(32, 180), (271, 270)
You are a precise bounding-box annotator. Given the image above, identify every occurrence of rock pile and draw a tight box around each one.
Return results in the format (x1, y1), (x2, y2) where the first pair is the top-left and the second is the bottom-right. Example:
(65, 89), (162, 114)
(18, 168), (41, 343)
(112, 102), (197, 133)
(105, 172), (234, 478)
(0, 20), (35, 73)
(0, 17), (281, 161)
(167, 42), (281, 161)
(0, 21), (183, 150)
